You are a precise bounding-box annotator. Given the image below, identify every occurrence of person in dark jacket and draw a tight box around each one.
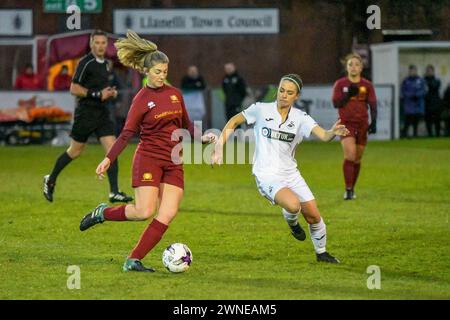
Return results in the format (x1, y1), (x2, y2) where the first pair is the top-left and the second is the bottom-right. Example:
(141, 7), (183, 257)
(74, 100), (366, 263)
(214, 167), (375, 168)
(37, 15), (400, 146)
(443, 83), (450, 137)
(180, 65), (207, 122)
(181, 65), (206, 92)
(424, 65), (442, 137)
(222, 62), (247, 121)
(401, 65), (426, 138)
(43, 30), (132, 204)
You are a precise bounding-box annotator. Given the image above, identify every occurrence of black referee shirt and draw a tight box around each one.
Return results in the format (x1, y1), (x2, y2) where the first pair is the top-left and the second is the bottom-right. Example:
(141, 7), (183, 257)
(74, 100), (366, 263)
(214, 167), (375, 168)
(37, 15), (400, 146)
(72, 52), (109, 108)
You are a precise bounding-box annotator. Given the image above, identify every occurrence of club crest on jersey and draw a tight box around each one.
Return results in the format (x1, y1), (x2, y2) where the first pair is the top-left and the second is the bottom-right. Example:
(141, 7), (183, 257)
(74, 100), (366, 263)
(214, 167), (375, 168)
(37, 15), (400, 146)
(147, 101), (156, 109)
(287, 121), (295, 128)
(261, 127), (295, 142)
(170, 95), (180, 103)
(142, 173), (153, 181)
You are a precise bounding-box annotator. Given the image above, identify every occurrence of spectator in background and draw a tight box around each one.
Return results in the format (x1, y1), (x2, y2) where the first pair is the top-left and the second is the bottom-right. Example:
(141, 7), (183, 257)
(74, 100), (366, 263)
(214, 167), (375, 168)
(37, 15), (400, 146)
(401, 65), (426, 138)
(181, 65), (206, 91)
(53, 65), (72, 91)
(181, 65), (207, 122)
(222, 62), (247, 121)
(443, 83), (450, 137)
(424, 65), (442, 137)
(14, 63), (43, 90)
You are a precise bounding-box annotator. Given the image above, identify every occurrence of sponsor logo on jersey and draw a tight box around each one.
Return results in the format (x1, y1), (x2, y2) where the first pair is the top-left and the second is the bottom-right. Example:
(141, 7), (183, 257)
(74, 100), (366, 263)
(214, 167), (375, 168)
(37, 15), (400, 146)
(261, 127), (295, 142)
(265, 118), (274, 121)
(142, 172), (153, 182)
(154, 109), (182, 119)
(170, 95), (180, 103)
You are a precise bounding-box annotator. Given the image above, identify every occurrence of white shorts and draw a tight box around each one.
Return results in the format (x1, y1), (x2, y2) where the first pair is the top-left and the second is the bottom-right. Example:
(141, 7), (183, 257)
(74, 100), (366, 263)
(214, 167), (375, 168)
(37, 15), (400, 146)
(254, 171), (315, 205)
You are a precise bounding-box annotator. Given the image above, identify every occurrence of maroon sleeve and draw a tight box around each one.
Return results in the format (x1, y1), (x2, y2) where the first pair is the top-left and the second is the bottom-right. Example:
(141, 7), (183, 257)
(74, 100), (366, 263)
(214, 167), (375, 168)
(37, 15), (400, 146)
(367, 82), (377, 121)
(332, 80), (347, 108)
(332, 81), (342, 102)
(106, 93), (147, 162)
(367, 82), (377, 107)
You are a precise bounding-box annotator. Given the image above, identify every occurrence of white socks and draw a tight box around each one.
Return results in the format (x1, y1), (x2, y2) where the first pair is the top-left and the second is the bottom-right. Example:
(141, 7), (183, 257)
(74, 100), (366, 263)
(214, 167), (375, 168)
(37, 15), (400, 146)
(282, 208), (299, 227)
(283, 208), (327, 254)
(309, 218), (327, 254)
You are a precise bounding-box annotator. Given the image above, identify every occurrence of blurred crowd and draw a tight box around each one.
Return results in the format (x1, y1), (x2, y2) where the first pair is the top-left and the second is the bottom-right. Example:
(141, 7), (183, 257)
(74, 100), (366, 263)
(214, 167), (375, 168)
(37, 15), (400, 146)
(401, 64), (450, 138)
(11, 60), (249, 133)
(10, 60), (450, 138)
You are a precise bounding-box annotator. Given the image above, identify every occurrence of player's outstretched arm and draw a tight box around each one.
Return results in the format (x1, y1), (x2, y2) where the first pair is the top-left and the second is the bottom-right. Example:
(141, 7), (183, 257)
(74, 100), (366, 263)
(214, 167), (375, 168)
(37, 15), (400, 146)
(312, 119), (349, 142)
(211, 113), (246, 166)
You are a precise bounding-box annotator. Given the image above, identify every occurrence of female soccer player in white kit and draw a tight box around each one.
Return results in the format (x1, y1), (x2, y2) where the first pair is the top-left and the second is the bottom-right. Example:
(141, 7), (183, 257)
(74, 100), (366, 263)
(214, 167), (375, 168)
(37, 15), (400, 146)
(211, 74), (349, 263)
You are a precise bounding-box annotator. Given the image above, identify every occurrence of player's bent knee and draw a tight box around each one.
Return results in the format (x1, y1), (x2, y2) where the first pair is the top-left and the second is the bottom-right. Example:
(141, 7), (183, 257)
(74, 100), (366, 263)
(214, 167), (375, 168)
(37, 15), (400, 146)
(305, 215), (321, 225)
(286, 200), (301, 214)
(67, 146), (84, 159)
(71, 151), (83, 159)
(136, 207), (156, 220)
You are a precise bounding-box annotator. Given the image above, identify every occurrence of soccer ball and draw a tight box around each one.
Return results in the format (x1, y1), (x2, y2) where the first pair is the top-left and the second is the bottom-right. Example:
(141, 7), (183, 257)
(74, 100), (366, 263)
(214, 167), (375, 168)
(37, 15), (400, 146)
(162, 243), (193, 273)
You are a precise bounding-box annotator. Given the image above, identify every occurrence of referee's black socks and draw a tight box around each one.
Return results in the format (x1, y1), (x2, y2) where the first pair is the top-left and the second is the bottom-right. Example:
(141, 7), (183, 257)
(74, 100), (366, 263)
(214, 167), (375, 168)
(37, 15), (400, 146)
(49, 151), (73, 183)
(107, 160), (119, 194)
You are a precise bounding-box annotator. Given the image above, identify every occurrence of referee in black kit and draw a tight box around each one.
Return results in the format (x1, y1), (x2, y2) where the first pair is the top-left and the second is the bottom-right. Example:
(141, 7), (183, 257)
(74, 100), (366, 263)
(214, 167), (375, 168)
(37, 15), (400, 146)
(44, 30), (132, 204)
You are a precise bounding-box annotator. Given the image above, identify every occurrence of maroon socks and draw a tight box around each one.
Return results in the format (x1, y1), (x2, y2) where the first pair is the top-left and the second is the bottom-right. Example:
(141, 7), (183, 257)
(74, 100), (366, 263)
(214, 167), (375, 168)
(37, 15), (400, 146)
(129, 219), (168, 260)
(103, 205), (127, 221)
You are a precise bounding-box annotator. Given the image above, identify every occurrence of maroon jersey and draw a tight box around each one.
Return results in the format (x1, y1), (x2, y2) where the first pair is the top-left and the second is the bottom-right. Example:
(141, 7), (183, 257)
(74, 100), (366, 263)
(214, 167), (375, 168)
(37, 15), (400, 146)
(332, 77), (377, 123)
(107, 84), (193, 163)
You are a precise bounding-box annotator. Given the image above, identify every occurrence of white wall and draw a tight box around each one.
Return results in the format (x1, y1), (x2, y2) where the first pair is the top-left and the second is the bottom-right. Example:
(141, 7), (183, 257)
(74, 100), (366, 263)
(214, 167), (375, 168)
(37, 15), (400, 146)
(371, 44), (400, 138)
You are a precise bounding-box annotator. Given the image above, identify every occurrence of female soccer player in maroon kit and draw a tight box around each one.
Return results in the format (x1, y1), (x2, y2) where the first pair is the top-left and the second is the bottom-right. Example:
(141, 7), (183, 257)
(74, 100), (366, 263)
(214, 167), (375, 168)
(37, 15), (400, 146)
(332, 53), (377, 200)
(79, 30), (216, 272)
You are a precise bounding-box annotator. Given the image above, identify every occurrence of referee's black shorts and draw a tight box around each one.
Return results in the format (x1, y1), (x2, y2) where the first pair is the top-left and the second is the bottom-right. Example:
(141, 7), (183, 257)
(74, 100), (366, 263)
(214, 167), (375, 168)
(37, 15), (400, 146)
(70, 104), (116, 143)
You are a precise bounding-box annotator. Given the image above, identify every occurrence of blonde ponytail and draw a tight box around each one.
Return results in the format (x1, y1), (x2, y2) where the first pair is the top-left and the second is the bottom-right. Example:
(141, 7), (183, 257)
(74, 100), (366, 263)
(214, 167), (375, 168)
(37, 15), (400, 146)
(114, 30), (169, 73)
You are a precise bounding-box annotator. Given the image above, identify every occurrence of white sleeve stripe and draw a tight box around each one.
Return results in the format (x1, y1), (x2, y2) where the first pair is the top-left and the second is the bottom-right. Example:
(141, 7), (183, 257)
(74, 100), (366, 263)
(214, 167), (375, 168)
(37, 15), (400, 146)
(77, 58), (95, 83)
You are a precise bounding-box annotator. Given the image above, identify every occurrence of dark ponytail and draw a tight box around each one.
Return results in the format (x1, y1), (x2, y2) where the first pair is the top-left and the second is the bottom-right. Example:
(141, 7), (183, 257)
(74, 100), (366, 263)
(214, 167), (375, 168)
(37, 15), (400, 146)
(280, 74), (303, 94)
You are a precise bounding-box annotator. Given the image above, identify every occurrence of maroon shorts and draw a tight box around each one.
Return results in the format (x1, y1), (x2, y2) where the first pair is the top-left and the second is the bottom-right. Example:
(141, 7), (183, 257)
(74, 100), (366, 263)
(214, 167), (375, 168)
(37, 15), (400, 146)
(132, 152), (184, 189)
(340, 121), (369, 146)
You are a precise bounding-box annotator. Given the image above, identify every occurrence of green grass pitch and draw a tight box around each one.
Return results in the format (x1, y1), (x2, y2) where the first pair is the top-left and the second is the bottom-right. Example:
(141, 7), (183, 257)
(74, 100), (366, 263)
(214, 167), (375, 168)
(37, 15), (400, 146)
(0, 138), (449, 299)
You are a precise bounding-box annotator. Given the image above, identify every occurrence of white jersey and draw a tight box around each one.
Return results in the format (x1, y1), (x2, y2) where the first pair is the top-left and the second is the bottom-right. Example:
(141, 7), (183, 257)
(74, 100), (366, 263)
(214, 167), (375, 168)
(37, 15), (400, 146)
(242, 101), (318, 177)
